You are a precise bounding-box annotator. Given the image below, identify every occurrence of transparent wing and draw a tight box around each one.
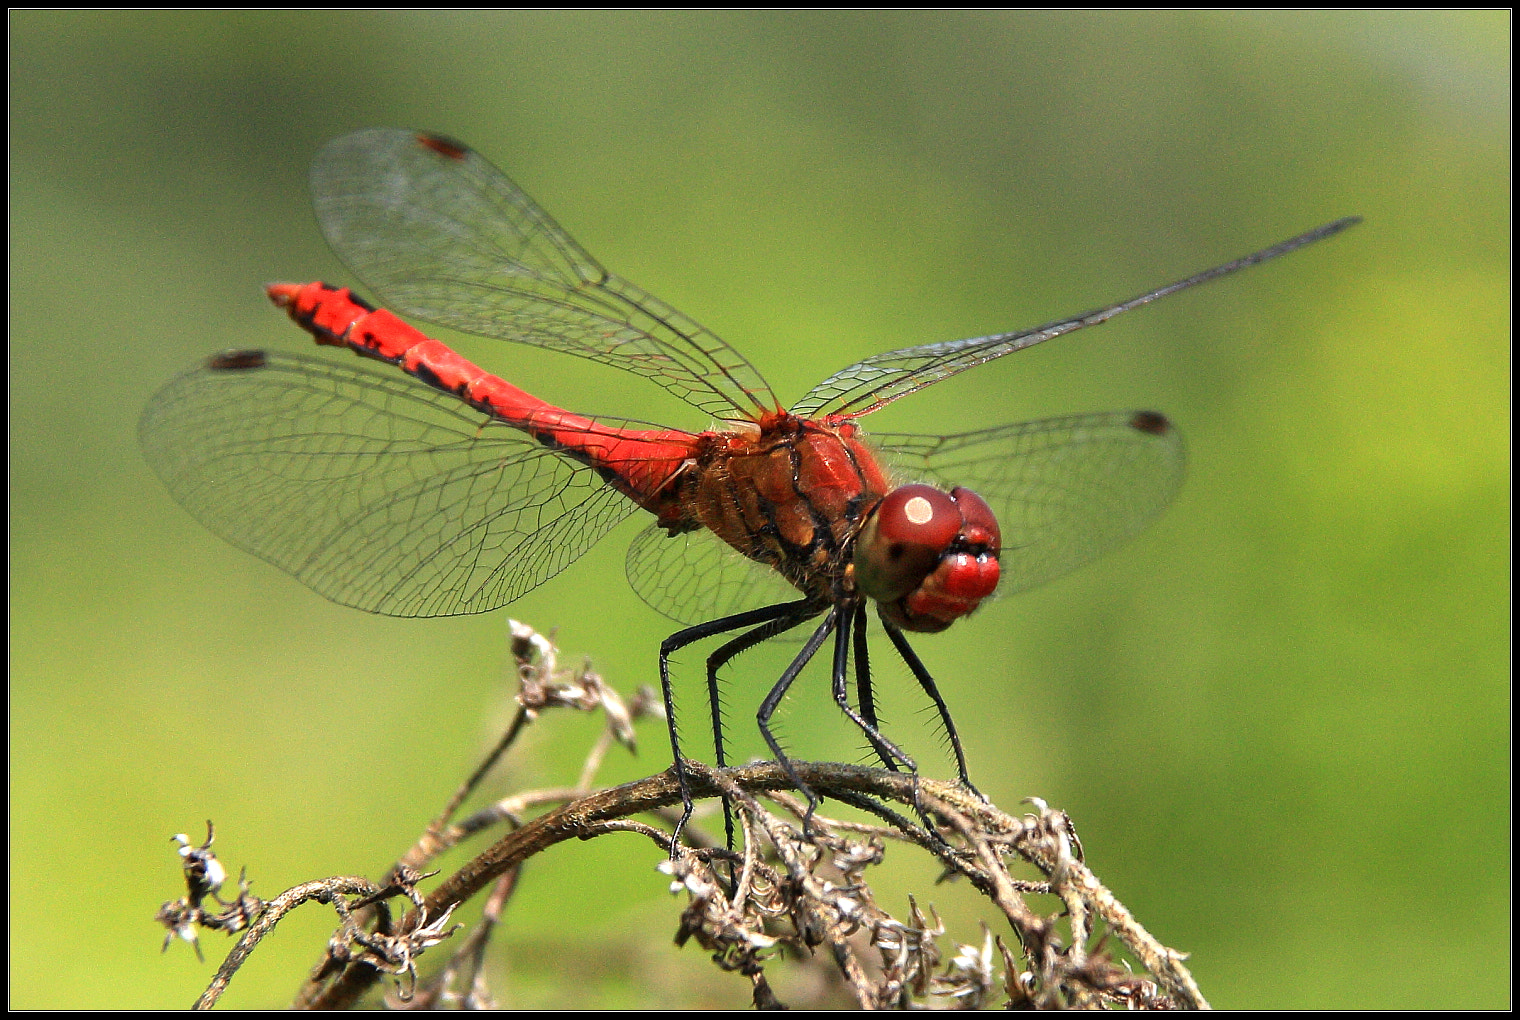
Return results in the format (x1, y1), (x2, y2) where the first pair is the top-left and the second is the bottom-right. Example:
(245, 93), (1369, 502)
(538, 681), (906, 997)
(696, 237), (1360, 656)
(793, 218), (1361, 420)
(138, 351), (648, 618)
(869, 411), (1186, 596)
(625, 522), (807, 628)
(309, 128), (777, 422)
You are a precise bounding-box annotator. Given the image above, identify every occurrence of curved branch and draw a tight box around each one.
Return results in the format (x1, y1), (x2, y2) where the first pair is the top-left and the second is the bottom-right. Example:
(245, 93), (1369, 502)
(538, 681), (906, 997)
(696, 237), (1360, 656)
(297, 762), (1206, 1010)
(195, 876), (388, 1010)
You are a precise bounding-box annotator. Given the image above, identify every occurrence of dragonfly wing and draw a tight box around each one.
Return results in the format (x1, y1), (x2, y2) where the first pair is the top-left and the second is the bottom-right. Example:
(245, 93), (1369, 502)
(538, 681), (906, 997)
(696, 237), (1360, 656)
(139, 351), (644, 618)
(792, 323), (1076, 421)
(868, 411), (1186, 597)
(625, 522), (806, 628)
(793, 218), (1361, 420)
(308, 128), (777, 422)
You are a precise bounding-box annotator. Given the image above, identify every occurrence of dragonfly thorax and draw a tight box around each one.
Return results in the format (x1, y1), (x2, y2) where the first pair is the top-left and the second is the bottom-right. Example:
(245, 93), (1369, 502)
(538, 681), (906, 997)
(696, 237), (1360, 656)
(853, 484), (1002, 634)
(662, 415), (894, 602)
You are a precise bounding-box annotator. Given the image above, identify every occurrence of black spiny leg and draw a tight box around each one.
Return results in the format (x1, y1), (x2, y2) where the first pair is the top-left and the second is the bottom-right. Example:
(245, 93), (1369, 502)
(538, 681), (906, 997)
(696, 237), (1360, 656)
(882, 617), (983, 800)
(756, 608), (840, 831)
(853, 601), (899, 772)
(703, 602), (823, 851)
(832, 600), (916, 774)
(837, 602), (960, 841)
(660, 599), (820, 850)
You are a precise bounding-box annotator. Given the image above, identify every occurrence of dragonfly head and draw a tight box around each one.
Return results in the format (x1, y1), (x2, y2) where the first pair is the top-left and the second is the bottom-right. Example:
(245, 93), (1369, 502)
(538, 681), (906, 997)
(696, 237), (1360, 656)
(853, 484), (1002, 633)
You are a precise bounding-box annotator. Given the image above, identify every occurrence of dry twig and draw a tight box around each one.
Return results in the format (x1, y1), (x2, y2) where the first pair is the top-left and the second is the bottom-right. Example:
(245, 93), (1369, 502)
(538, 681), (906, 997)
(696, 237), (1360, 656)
(158, 622), (1207, 1010)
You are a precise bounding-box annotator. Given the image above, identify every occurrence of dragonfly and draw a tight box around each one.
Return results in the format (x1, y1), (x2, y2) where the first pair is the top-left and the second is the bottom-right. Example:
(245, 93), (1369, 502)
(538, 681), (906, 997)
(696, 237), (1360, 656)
(140, 128), (1357, 837)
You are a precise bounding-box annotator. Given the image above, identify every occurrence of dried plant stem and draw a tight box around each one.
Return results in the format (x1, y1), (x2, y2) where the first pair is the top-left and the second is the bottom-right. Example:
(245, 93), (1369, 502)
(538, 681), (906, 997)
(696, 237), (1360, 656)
(295, 761), (1208, 1010)
(195, 877), (387, 1010)
(166, 626), (1207, 1010)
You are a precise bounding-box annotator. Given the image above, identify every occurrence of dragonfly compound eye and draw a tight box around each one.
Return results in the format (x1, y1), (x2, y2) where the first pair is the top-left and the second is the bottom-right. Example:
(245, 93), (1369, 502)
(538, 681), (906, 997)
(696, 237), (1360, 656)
(857, 485), (1004, 632)
(853, 484), (963, 603)
(948, 486), (1000, 552)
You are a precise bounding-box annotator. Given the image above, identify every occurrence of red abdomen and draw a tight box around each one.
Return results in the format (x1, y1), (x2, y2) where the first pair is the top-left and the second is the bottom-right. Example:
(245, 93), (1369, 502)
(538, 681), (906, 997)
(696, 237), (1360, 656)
(266, 281), (696, 510)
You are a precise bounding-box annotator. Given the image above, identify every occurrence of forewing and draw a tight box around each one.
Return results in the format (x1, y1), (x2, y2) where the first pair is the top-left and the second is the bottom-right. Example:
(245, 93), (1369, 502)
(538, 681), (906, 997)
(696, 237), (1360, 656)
(869, 412), (1185, 596)
(793, 218), (1361, 421)
(309, 128), (776, 421)
(791, 318), (1090, 421)
(625, 522), (806, 628)
(138, 351), (639, 618)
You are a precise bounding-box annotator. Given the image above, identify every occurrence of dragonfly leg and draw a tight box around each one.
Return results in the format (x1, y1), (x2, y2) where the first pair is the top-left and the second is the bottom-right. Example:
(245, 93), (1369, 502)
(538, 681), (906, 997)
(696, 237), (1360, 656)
(660, 599), (819, 852)
(833, 602), (916, 774)
(837, 604), (958, 843)
(702, 603), (824, 851)
(852, 603), (899, 771)
(756, 609), (840, 833)
(882, 618), (984, 800)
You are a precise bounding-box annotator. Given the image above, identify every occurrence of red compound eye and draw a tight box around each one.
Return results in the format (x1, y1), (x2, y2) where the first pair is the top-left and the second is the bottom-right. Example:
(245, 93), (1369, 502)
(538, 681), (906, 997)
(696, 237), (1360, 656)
(853, 484), (962, 603)
(875, 485), (961, 548)
(949, 486), (1000, 551)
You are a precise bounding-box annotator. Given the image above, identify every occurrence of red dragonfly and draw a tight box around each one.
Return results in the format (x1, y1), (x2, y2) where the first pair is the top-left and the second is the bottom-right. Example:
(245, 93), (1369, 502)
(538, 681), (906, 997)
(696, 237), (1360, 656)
(140, 129), (1356, 832)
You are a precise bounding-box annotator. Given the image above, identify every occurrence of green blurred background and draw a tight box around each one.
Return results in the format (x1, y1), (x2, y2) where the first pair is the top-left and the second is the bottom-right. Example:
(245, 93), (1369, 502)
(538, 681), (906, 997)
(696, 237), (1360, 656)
(10, 10), (1508, 1009)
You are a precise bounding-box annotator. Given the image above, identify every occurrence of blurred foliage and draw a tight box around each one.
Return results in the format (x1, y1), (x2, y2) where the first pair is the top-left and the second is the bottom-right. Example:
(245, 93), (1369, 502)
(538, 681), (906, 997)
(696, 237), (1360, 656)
(9, 10), (1508, 1009)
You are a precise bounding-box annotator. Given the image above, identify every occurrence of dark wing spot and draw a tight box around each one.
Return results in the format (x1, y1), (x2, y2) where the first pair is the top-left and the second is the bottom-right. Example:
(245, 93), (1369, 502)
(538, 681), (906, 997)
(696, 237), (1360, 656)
(415, 133), (469, 160)
(1129, 410), (1171, 436)
(207, 350), (267, 371)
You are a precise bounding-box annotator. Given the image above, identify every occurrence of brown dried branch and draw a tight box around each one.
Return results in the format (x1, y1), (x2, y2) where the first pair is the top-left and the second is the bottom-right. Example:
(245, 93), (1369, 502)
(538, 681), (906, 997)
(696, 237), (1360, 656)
(295, 759), (1206, 1009)
(189, 876), (390, 1009)
(160, 622), (1208, 1010)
